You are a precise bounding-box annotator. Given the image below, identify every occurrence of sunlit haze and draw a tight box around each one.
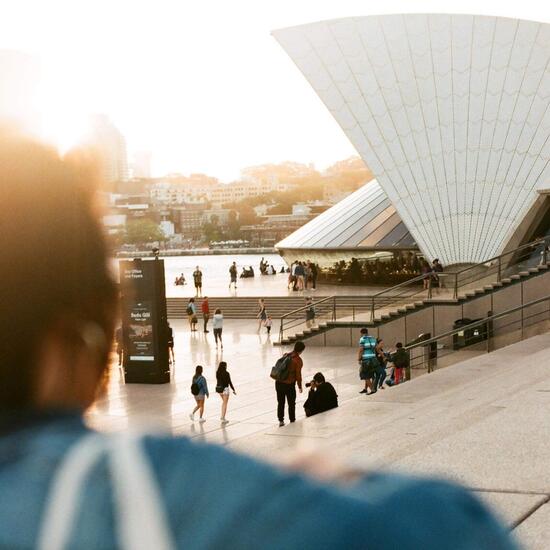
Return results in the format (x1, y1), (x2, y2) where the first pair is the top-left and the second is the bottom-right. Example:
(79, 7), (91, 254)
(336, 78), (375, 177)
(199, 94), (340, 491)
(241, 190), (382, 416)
(1, 0), (549, 180)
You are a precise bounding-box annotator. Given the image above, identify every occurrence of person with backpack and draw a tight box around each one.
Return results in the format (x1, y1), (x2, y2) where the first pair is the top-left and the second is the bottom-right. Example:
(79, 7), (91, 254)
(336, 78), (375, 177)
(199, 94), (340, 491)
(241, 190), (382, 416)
(374, 338), (388, 390)
(190, 365), (209, 422)
(186, 298), (198, 331)
(358, 327), (377, 395)
(273, 341), (305, 427)
(216, 361), (236, 424)
(391, 342), (410, 385)
(212, 308), (224, 349)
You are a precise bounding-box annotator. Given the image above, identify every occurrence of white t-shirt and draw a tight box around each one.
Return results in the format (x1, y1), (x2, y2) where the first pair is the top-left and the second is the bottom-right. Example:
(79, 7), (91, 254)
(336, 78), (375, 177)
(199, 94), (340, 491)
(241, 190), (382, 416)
(212, 314), (223, 329)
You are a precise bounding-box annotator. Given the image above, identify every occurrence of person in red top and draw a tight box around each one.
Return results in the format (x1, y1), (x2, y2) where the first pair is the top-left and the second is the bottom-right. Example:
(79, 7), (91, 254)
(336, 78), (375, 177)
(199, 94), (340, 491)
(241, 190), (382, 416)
(201, 297), (210, 333)
(276, 341), (305, 427)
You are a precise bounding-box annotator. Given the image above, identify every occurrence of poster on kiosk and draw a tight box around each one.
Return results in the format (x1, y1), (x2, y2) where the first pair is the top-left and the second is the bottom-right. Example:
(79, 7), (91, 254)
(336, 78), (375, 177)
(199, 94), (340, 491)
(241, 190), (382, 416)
(119, 258), (170, 384)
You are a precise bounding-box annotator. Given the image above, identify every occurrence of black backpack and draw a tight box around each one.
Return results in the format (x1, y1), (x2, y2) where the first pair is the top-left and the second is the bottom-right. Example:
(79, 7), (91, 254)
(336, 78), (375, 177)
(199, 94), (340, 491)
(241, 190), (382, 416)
(190, 381), (200, 395)
(270, 353), (293, 381)
(186, 304), (194, 315)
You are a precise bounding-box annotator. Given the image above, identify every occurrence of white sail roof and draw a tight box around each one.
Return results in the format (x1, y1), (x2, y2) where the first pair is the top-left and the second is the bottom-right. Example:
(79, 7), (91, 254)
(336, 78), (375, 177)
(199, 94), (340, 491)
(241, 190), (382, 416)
(276, 179), (415, 250)
(274, 15), (550, 264)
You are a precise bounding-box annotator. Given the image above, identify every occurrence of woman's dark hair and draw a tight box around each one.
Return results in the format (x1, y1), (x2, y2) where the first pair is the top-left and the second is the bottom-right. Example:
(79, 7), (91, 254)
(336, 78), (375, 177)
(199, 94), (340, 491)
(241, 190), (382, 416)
(215, 308), (222, 314)
(0, 130), (117, 411)
(216, 361), (227, 375)
(189, 297), (195, 303)
(193, 365), (203, 381)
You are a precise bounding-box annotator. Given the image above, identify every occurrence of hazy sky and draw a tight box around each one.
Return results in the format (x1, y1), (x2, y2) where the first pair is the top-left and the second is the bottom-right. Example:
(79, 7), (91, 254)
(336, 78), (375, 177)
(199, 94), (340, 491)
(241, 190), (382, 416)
(1, 0), (549, 180)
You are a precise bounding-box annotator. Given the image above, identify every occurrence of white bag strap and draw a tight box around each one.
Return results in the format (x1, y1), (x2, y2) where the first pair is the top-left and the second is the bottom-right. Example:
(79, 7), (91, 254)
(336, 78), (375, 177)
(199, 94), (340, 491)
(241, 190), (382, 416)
(109, 433), (175, 550)
(37, 434), (104, 550)
(37, 432), (175, 550)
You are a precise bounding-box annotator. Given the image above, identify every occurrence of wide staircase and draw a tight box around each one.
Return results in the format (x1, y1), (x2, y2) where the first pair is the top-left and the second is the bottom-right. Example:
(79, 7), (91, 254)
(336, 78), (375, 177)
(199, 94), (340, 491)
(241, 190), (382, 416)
(229, 326), (550, 549)
(278, 236), (550, 345)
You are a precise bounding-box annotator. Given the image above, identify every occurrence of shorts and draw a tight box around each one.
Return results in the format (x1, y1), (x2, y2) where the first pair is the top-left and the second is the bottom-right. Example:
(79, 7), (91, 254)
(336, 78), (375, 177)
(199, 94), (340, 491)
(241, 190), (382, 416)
(195, 394), (205, 402)
(195, 282), (202, 288)
(230, 276), (237, 282)
(222, 387), (230, 396)
(360, 358), (378, 380)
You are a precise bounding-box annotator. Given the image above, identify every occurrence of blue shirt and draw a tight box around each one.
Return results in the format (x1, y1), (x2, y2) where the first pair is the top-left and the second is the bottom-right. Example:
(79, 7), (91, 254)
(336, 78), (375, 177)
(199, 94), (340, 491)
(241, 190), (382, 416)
(359, 334), (377, 360)
(0, 413), (517, 549)
(194, 375), (208, 397)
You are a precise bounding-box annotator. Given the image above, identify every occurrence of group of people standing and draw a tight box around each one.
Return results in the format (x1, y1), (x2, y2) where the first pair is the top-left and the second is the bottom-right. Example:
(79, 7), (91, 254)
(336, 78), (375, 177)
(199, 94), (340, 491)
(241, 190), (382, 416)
(186, 297), (224, 348)
(190, 362), (236, 424)
(288, 260), (318, 291)
(358, 328), (410, 395)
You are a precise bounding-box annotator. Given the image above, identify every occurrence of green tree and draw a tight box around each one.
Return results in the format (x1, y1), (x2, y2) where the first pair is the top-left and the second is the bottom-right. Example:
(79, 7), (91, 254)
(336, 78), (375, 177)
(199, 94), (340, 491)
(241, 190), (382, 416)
(124, 218), (165, 244)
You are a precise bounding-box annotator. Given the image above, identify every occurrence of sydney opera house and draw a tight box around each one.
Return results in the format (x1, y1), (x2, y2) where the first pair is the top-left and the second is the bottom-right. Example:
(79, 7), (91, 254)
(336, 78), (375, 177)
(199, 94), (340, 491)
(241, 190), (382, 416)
(274, 14), (550, 268)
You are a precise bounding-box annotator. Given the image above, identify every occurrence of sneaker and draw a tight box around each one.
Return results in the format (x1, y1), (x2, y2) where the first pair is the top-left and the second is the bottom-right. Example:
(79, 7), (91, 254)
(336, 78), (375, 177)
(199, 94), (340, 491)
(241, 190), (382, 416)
(204, 330), (209, 333)
(359, 389), (368, 394)
(198, 418), (206, 423)
(279, 421), (285, 427)
(221, 418), (229, 425)
(189, 413), (194, 421)
(368, 390), (377, 395)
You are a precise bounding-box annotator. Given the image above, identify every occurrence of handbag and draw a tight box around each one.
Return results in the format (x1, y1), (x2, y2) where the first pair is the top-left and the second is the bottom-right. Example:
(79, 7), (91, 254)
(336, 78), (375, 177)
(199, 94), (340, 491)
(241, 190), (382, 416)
(191, 315), (198, 323)
(216, 384), (225, 393)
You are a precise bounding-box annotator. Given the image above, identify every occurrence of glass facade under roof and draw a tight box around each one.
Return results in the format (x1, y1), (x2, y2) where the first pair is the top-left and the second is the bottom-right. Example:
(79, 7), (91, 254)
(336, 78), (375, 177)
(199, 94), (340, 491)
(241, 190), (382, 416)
(276, 179), (417, 265)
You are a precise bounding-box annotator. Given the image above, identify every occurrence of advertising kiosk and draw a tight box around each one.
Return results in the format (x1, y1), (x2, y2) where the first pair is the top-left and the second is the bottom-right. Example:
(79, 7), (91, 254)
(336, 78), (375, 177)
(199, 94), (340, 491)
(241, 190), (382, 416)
(119, 258), (170, 384)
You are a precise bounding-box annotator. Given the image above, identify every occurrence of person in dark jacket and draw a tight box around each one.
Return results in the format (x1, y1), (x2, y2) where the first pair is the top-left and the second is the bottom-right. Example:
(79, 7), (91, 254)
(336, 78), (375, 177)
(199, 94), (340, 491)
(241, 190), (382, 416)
(391, 342), (410, 384)
(304, 372), (338, 417)
(216, 361), (236, 424)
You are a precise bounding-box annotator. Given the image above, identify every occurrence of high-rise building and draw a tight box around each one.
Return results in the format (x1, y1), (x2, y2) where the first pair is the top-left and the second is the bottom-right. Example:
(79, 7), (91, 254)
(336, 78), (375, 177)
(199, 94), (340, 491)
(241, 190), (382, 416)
(88, 114), (129, 183)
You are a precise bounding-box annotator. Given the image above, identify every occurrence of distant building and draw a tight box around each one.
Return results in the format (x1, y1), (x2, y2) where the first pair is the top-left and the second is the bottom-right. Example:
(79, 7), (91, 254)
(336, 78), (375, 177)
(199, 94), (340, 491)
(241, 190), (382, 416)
(88, 114), (129, 183)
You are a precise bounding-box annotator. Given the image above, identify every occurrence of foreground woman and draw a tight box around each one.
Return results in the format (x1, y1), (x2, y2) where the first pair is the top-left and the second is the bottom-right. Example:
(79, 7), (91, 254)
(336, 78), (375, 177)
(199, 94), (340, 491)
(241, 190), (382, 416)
(0, 132), (516, 549)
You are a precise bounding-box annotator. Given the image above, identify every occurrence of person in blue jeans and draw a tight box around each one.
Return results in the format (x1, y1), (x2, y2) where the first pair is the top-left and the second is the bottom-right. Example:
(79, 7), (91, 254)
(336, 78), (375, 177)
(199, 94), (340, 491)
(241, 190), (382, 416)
(0, 132), (518, 549)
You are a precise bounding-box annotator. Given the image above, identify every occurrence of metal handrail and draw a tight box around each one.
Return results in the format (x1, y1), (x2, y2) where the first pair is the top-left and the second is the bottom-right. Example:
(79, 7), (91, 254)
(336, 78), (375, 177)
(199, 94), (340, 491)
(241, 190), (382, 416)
(278, 235), (550, 343)
(405, 293), (550, 352)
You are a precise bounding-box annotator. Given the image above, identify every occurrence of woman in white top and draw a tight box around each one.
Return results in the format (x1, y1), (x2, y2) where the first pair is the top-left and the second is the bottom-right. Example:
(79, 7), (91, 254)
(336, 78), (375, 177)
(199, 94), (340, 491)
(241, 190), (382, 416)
(212, 308), (224, 349)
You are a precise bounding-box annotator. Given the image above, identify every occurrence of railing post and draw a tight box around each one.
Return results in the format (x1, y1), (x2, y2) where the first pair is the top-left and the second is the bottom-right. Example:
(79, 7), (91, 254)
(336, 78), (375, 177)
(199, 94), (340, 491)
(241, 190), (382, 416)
(454, 273), (458, 300)
(352, 305), (355, 321)
(371, 297), (375, 322)
(497, 256), (501, 282)
(279, 317), (284, 343)
(332, 298), (336, 322)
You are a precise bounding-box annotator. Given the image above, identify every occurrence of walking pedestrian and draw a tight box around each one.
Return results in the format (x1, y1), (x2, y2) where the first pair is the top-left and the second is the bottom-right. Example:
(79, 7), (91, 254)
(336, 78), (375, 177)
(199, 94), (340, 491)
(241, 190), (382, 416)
(229, 261), (237, 290)
(275, 341), (305, 427)
(187, 298), (198, 331)
(193, 266), (203, 297)
(305, 297), (316, 328)
(265, 315), (273, 335)
(358, 328), (377, 395)
(190, 365), (209, 422)
(167, 322), (175, 365)
(295, 262), (305, 290)
(213, 308), (224, 349)
(201, 296), (210, 333)
(257, 298), (267, 331)
(216, 361), (236, 424)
